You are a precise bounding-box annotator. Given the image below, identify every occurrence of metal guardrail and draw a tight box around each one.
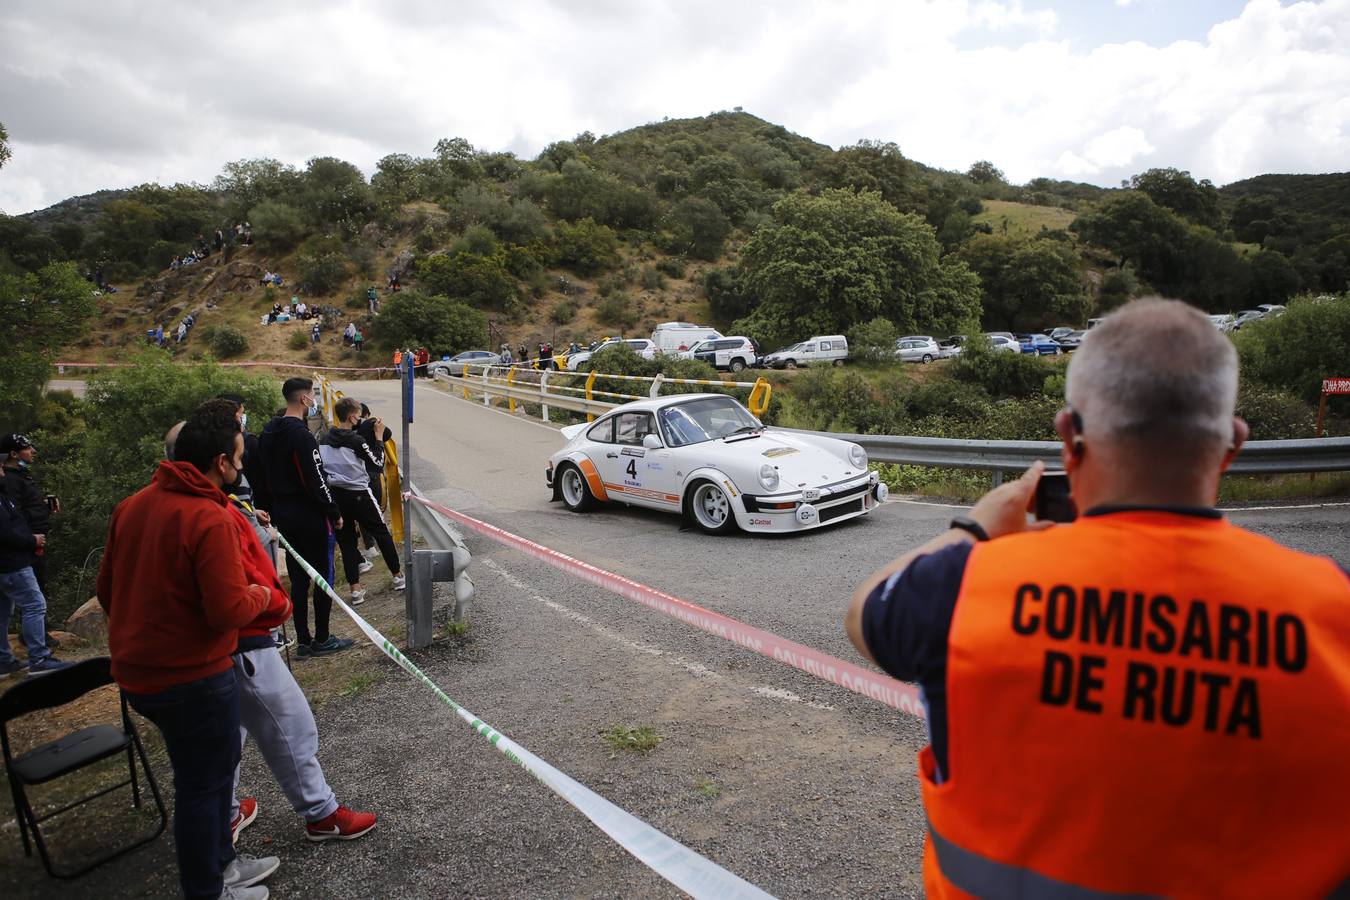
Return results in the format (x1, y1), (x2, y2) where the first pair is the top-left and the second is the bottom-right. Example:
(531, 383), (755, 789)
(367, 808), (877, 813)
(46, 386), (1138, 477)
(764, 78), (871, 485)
(783, 430), (1350, 477)
(439, 368), (1350, 478)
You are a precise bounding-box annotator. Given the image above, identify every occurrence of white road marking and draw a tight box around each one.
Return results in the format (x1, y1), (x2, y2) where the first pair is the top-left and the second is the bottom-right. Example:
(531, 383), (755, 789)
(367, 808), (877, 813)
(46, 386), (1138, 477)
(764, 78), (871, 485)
(1224, 501), (1350, 512)
(481, 557), (833, 711)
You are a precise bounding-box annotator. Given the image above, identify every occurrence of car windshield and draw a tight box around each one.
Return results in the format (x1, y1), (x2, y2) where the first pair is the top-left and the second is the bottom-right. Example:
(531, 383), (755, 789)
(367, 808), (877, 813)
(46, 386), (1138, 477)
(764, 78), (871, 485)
(658, 396), (763, 447)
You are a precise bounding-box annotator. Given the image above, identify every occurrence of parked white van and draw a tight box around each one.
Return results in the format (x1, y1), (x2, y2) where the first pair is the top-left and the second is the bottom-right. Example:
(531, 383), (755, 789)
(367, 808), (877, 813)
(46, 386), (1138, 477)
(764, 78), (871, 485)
(763, 335), (849, 369)
(651, 322), (723, 354)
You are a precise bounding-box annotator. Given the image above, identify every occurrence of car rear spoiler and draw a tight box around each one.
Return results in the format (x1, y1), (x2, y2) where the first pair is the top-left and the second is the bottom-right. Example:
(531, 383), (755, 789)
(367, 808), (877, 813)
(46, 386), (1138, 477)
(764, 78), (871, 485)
(560, 422), (587, 441)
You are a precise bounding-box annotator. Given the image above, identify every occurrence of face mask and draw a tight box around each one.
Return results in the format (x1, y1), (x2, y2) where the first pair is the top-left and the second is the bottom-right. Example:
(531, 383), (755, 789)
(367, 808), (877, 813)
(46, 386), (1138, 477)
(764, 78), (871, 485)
(307, 399), (319, 416)
(240, 413), (248, 430)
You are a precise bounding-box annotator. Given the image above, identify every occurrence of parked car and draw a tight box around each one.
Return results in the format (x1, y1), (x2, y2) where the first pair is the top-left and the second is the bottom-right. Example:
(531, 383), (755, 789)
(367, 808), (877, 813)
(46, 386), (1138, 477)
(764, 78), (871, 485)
(693, 336), (759, 372)
(567, 338), (659, 371)
(987, 334), (1022, 353)
(1257, 304), (1286, 316)
(896, 337), (941, 363)
(937, 335), (967, 359)
(429, 351), (502, 377)
(650, 322), (723, 354)
(1048, 327), (1076, 342)
(673, 339), (713, 361)
(1233, 309), (1267, 329)
(1207, 314), (1237, 333)
(1086, 317), (1106, 330)
(1056, 330), (1087, 352)
(1018, 333), (1063, 356)
(546, 393), (885, 534)
(763, 335), (849, 369)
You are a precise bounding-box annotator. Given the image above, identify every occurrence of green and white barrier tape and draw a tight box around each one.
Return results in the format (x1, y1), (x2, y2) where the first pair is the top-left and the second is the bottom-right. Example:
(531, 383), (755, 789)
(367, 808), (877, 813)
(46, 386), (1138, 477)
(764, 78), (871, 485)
(274, 531), (772, 900)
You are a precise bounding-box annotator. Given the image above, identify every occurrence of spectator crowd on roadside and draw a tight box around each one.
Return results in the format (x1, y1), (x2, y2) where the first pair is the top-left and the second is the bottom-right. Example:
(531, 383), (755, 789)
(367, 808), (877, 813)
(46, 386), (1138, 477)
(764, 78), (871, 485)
(82, 376), (398, 897)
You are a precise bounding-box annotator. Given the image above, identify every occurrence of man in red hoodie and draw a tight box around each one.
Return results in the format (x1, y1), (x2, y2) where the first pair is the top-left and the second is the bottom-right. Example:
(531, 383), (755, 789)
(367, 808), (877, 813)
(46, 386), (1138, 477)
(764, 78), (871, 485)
(97, 406), (278, 900)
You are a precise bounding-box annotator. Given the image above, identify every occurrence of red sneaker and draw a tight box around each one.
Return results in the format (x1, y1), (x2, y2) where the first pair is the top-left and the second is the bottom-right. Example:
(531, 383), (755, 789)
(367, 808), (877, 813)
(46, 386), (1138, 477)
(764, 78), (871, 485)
(231, 797), (258, 845)
(305, 805), (377, 842)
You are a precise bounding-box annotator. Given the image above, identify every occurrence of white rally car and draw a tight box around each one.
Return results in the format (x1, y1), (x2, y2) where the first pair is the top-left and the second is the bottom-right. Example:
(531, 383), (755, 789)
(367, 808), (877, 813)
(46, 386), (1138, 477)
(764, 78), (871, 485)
(545, 394), (887, 534)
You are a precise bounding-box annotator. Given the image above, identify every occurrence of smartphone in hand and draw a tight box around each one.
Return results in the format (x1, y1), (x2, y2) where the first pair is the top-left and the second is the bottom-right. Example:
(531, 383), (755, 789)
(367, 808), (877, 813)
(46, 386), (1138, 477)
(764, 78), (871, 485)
(1035, 472), (1076, 523)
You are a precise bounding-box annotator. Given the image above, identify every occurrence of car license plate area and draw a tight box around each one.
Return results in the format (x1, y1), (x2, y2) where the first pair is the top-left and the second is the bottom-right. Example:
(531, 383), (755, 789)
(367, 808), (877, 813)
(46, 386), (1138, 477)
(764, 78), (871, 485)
(819, 498), (864, 523)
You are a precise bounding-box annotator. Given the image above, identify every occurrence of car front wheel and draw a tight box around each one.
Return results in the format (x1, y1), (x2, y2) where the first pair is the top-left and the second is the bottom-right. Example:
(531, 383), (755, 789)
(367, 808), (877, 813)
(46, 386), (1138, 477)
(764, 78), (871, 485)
(730, 359), (745, 373)
(685, 480), (738, 535)
(558, 464), (596, 512)
(922, 354), (932, 364)
(785, 360), (798, 370)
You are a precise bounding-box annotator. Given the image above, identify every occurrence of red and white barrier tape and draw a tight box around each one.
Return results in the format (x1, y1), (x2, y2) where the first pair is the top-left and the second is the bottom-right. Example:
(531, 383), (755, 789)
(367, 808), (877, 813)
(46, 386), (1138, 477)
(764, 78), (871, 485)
(409, 495), (924, 718)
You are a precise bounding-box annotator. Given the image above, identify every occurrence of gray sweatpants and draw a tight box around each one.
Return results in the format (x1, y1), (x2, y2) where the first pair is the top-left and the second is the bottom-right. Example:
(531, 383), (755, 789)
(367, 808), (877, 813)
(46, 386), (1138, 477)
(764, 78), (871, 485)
(231, 646), (338, 823)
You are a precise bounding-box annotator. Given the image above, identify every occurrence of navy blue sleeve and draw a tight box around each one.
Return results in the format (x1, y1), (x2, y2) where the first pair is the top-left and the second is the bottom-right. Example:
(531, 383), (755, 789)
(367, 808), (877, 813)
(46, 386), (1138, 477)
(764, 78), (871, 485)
(861, 540), (972, 779)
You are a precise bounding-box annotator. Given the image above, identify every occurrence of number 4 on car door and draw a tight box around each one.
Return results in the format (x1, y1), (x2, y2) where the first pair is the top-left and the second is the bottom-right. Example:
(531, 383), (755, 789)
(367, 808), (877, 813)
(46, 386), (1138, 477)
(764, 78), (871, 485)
(626, 459), (638, 479)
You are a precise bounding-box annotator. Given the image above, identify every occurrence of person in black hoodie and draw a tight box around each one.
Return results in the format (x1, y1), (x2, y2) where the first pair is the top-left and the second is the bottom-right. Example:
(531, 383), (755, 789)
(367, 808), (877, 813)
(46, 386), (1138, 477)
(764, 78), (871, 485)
(258, 378), (353, 660)
(2, 433), (64, 649)
(354, 403), (394, 558)
(319, 398), (404, 605)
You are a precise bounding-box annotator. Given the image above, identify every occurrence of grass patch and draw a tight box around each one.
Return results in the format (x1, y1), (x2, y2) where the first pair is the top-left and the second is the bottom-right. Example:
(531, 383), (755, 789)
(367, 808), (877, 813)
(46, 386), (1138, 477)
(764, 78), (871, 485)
(873, 463), (991, 501)
(974, 199), (1076, 237)
(338, 670), (385, 698)
(601, 725), (663, 755)
(694, 777), (722, 799)
(1219, 471), (1350, 503)
(444, 619), (471, 638)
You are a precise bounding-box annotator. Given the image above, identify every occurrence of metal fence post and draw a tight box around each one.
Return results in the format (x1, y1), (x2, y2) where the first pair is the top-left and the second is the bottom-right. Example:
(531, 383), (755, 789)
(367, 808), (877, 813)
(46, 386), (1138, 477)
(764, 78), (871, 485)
(540, 369), (550, 422)
(402, 351), (432, 650)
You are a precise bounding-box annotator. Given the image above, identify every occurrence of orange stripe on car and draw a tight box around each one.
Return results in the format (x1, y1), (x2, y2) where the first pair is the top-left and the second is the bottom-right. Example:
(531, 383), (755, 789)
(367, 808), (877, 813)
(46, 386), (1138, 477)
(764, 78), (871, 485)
(578, 459), (609, 500)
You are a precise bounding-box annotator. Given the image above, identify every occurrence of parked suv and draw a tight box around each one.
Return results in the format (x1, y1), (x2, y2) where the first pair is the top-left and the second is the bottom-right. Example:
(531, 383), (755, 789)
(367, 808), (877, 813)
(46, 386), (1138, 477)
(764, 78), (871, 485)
(693, 336), (759, 372)
(763, 335), (849, 368)
(567, 338), (658, 370)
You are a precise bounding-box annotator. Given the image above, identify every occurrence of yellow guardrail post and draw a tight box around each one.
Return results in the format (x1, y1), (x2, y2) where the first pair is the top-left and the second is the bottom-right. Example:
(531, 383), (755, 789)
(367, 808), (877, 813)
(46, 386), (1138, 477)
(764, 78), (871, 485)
(586, 371), (598, 422)
(506, 366), (517, 412)
(462, 365), (470, 399)
(748, 377), (772, 418)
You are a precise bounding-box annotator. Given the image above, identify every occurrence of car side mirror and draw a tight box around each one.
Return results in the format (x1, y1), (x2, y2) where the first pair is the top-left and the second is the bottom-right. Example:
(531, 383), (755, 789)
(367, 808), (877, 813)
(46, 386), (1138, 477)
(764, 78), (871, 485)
(642, 434), (663, 450)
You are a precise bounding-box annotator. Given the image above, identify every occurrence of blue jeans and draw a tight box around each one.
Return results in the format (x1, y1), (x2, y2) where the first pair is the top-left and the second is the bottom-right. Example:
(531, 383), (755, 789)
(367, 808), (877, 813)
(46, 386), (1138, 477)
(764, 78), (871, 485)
(127, 669), (241, 899)
(0, 567), (51, 667)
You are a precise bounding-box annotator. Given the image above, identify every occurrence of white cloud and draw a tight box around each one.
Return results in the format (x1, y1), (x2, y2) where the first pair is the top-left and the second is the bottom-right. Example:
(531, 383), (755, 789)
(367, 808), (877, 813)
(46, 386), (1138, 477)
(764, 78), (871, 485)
(0, 0), (1347, 214)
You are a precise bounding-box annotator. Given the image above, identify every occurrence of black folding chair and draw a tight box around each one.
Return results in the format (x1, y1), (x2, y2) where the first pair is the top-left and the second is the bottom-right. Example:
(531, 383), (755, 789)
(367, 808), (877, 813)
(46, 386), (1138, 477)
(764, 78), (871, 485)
(0, 656), (167, 879)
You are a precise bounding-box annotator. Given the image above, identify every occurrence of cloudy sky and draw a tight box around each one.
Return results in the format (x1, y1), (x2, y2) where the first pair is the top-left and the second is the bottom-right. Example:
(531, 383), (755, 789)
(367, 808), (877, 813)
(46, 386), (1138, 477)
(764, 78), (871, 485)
(1, 0), (1347, 215)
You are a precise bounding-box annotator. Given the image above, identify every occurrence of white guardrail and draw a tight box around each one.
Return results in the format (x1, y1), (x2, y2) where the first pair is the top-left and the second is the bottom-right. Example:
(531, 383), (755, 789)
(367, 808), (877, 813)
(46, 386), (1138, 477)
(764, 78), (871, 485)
(437, 365), (1350, 477)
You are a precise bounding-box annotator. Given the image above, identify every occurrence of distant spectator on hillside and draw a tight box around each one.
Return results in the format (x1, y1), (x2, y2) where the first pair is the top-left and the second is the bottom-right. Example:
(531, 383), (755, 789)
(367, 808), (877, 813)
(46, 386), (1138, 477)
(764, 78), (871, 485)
(518, 344), (528, 364)
(366, 286), (378, 315)
(311, 322), (321, 344)
(344, 322), (356, 345)
(214, 229), (224, 252)
(353, 328), (363, 353)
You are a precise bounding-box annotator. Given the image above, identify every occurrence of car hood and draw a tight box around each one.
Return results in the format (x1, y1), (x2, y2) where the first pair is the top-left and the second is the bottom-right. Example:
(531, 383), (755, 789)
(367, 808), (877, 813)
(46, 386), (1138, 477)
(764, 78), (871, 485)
(697, 429), (863, 488)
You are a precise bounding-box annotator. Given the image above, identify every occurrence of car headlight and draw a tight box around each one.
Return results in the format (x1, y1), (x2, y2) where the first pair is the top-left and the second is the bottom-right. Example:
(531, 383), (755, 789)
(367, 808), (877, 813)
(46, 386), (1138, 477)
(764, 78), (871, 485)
(849, 444), (867, 469)
(758, 464), (780, 491)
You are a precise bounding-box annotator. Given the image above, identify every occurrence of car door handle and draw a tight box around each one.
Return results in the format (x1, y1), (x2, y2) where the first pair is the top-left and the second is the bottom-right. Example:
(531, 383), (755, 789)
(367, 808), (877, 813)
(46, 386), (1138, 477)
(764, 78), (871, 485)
(606, 452), (619, 458)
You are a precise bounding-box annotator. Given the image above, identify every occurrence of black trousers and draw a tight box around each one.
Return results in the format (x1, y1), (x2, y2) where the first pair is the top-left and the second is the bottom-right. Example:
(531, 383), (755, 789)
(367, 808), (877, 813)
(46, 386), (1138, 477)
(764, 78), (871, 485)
(272, 504), (335, 644)
(334, 487), (400, 585)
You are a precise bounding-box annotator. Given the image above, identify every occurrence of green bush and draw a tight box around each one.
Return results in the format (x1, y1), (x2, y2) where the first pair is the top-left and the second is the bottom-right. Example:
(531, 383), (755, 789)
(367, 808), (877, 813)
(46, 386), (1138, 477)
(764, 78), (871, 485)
(288, 330), (310, 351)
(596, 290), (639, 329)
(949, 334), (1057, 399)
(848, 317), (900, 364)
(206, 324), (249, 359)
(39, 352), (279, 625)
(295, 234), (349, 295)
(555, 217), (621, 275)
(550, 300), (578, 325)
(656, 257), (687, 279)
(1235, 293), (1350, 407)
(369, 289), (487, 354)
(639, 266), (665, 290)
(415, 246), (517, 311)
(249, 200), (307, 252)
(1236, 381), (1316, 439)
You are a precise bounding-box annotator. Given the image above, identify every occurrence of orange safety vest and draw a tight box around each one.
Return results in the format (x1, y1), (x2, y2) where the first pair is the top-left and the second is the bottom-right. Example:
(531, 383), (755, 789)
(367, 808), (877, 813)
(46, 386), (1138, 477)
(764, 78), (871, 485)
(393, 350), (402, 365)
(922, 511), (1350, 899)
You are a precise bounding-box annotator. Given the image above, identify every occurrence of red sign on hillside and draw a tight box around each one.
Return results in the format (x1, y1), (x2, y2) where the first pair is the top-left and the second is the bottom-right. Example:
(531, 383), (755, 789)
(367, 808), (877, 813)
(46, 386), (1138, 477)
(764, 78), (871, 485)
(1323, 378), (1350, 395)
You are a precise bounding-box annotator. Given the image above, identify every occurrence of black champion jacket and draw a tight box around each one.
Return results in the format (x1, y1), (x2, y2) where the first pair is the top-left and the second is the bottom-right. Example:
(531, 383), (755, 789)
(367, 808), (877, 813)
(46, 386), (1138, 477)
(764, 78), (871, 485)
(257, 414), (340, 522)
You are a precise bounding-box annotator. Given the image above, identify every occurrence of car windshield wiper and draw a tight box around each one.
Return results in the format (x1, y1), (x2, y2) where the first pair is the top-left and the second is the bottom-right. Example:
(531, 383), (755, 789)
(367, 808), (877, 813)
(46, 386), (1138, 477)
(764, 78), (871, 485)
(723, 425), (763, 440)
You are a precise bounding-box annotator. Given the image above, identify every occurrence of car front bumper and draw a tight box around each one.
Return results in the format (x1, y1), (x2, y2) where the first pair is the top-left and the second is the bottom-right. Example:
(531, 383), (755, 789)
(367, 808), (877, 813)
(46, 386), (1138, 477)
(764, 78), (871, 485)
(737, 472), (886, 532)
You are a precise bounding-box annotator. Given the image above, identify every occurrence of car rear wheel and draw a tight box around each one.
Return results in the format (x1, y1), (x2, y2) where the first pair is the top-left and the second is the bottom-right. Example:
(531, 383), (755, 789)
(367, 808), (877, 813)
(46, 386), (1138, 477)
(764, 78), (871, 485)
(921, 354), (932, 364)
(686, 480), (737, 535)
(832, 359), (844, 367)
(785, 360), (798, 370)
(558, 464), (595, 512)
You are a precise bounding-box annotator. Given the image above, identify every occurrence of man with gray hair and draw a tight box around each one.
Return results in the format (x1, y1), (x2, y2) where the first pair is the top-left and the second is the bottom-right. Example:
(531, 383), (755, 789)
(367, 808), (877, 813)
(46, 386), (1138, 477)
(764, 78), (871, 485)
(846, 298), (1350, 897)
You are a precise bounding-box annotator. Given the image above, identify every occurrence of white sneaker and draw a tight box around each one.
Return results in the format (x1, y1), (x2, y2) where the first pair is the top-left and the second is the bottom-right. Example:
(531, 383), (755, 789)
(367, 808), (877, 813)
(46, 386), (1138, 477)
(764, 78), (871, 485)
(220, 885), (268, 900)
(350, 590), (367, 606)
(357, 559), (374, 574)
(223, 854), (279, 889)
(392, 574), (406, 591)
(362, 545), (378, 561)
